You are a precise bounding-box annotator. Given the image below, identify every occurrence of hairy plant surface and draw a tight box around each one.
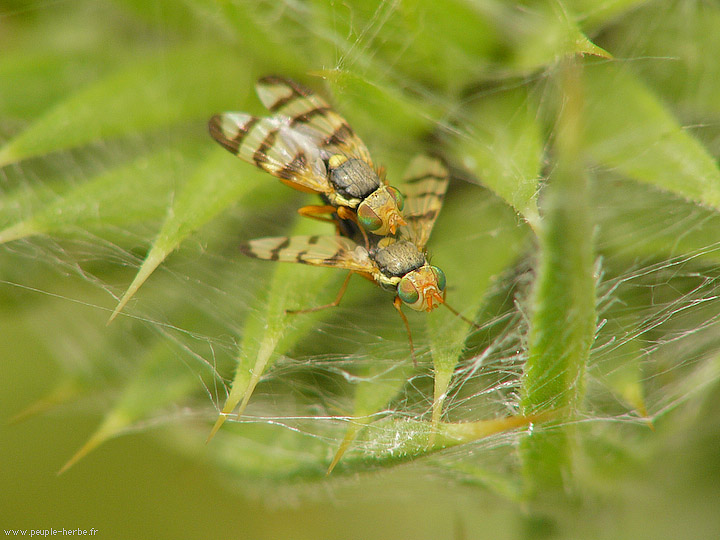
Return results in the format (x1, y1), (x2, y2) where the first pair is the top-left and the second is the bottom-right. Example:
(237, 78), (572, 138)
(2, 1), (720, 538)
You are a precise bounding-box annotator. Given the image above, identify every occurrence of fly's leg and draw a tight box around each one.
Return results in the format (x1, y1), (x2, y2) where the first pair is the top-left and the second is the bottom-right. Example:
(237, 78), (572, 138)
(298, 205), (368, 247)
(286, 272), (353, 315)
(393, 296), (417, 367)
(297, 204), (338, 226)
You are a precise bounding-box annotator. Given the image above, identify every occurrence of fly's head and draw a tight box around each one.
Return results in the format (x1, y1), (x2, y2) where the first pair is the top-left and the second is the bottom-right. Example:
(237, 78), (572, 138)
(357, 185), (406, 235)
(396, 264), (446, 312)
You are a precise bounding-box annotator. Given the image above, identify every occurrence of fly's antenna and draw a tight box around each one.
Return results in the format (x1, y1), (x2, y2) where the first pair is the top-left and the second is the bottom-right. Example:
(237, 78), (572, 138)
(442, 300), (481, 330)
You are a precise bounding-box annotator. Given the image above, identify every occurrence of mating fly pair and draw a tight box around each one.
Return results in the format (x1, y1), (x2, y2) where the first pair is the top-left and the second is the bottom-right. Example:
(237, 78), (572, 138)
(209, 77), (472, 360)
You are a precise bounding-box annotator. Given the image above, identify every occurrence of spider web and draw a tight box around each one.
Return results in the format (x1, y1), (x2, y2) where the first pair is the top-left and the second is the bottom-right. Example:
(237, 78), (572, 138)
(2, 0), (720, 493)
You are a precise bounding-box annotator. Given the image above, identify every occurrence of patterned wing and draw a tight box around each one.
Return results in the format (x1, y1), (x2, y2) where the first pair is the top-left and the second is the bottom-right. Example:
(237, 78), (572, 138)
(397, 155), (449, 248)
(240, 235), (375, 274)
(209, 112), (332, 194)
(255, 76), (373, 165)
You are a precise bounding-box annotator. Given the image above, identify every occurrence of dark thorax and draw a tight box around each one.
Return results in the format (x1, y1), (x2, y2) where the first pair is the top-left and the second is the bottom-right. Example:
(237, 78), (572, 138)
(327, 158), (380, 205)
(370, 239), (426, 289)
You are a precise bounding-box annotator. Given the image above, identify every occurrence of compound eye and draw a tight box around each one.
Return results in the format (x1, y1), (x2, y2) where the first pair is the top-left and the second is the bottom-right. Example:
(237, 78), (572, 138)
(397, 276), (419, 305)
(357, 203), (382, 232)
(387, 186), (405, 211)
(431, 266), (446, 291)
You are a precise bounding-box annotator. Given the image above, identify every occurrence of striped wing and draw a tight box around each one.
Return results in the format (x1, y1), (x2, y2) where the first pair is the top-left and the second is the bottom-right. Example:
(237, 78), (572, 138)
(240, 235), (375, 274)
(209, 112), (332, 194)
(397, 155), (449, 248)
(256, 76), (374, 165)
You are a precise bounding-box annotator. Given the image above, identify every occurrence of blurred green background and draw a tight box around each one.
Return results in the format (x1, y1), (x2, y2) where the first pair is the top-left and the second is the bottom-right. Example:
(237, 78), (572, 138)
(2, 1), (720, 538)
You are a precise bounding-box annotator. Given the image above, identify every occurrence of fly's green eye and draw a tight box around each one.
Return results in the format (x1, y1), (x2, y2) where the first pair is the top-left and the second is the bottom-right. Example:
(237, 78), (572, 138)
(397, 277), (419, 305)
(387, 187), (404, 211)
(431, 266), (446, 291)
(357, 203), (382, 231)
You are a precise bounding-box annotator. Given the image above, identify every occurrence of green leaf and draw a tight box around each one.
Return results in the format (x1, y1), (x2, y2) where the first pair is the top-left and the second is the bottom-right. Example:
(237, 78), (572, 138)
(208, 216), (345, 440)
(602, 1), (720, 118)
(0, 50), (119, 120)
(354, 414), (546, 463)
(0, 44), (251, 166)
(0, 3), (150, 120)
(584, 62), (720, 210)
(595, 179), (720, 264)
(59, 343), (199, 474)
(426, 186), (529, 427)
(319, 70), (446, 145)
(594, 321), (649, 421)
(108, 148), (295, 320)
(504, 1), (610, 72)
(452, 86), (544, 227)
(110, 0), (206, 35)
(387, 0), (500, 88)
(211, 0), (311, 74)
(0, 148), (190, 243)
(309, 0), (499, 91)
(328, 360), (414, 473)
(520, 60), (596, 494)
(569, 0), (651, 30)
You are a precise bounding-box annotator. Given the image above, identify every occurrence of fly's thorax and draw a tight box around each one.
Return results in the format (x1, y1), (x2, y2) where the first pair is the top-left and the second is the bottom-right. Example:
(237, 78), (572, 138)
(327, 155), (380, 203)
(371, 240), (426, 280)
(396, 264), (447, 312)
(356, 185), (406, 235)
